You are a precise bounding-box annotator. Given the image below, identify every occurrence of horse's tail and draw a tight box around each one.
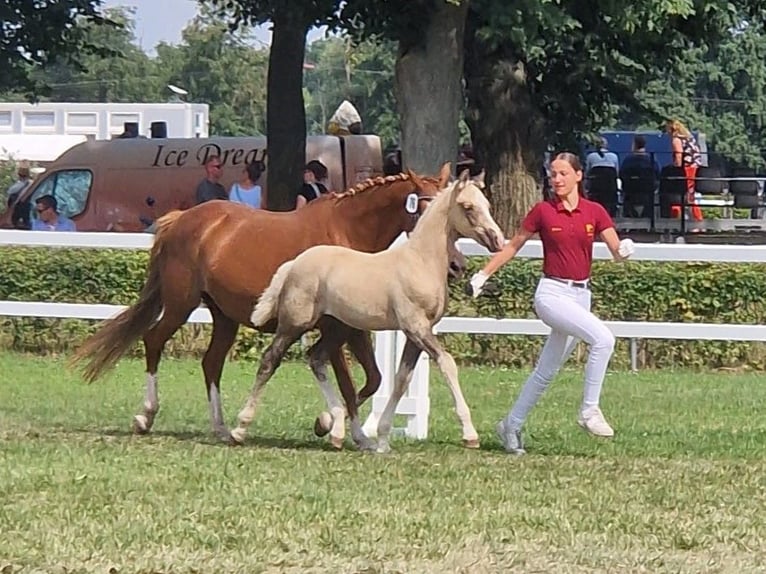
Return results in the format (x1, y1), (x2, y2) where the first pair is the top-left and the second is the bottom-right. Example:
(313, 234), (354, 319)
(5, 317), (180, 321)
(69, 210), (183, 382)
(250, 259), (296, 327)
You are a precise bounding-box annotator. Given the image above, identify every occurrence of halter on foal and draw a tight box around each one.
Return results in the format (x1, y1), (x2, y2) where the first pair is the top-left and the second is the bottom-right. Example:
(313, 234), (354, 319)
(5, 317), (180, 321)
(70, 164), (462, 449)
(236, 170), (505, 452)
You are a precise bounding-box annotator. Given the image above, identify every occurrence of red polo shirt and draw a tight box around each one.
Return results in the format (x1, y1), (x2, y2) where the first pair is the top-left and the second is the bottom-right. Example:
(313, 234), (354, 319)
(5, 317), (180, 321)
(522, 197), (614, 281)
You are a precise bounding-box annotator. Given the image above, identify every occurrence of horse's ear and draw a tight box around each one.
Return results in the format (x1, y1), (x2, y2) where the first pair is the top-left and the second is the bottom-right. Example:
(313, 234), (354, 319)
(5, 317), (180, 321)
(406, 168), (422, 184)
(438, 162), (452, 187)
(474, 169), (486, 186)
(458, 168), (471, 184)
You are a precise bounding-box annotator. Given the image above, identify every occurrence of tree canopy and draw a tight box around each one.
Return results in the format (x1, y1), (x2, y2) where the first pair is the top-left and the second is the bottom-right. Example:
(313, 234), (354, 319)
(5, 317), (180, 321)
(0, 0), (116, 97)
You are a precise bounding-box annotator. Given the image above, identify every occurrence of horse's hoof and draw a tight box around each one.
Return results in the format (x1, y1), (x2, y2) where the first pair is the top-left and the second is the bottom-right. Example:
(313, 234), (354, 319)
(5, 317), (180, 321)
(228, 428), (246, 445)
(375, 442), (391, 454)
(463, 438), (481, 449)
(358, 439), (377, 452)
(314, 412), (332, 437)
(132, 415), (150, 435)
(329, 435), (344, 450)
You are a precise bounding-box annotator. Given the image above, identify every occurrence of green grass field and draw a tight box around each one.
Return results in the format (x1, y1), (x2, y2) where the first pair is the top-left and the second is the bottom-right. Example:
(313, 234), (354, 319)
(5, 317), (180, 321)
(2, 352), (766, 573)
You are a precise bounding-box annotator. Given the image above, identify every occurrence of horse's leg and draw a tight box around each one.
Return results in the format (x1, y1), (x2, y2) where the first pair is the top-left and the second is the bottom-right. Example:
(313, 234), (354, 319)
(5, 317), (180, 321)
(409, 329), (479, 448)
(329, 345), (375, 451)
(229, 330), (300, 445)
(345, 329), (382, 407)
(202, 301), (240, 441)
(375, 337), (423, 454)
(134, 303), (195, 434)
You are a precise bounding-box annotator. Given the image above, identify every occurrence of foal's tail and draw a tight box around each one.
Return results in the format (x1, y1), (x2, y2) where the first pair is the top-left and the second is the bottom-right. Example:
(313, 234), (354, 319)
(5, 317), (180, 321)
(69, 211), (183, 383)
(250, 259), (296, 327)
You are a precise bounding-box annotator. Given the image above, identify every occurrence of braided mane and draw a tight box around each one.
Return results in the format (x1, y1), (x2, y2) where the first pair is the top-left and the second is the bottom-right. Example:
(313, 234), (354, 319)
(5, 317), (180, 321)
(331, 172), (414, 200)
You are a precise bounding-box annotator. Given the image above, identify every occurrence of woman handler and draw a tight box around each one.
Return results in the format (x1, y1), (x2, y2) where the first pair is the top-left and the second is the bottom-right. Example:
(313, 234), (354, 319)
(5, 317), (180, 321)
(467, 152), (635, 454)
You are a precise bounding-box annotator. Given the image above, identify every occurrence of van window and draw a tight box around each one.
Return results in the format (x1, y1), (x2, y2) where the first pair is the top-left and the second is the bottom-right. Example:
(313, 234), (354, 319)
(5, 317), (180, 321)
(30, 169), (92, 220)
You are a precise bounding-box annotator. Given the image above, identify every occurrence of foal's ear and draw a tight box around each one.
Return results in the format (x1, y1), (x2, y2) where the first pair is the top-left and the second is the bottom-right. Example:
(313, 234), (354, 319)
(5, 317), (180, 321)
(458, 168), (471, 184)
(474, 169), (486, 186)
(438, 161), (452, 187)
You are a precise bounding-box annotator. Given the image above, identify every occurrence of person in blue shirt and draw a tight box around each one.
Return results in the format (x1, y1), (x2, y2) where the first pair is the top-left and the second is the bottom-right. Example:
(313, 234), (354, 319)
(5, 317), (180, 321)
(229, 160), (265, 209)
(585, 137), (620, 173)
(31, 195), (76, 231)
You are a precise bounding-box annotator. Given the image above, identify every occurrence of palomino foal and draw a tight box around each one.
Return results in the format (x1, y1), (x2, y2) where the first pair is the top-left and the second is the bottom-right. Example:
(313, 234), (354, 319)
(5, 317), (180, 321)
(233, 170), (505, 452)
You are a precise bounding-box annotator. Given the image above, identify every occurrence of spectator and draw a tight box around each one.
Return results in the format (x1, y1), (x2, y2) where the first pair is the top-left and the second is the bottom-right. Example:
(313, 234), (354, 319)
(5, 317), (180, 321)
(619, 135), (660, 180)
(229, 160), (265, 209)
(665, 118), (703, 221)
(6, 161), (32, 207)
(31, 195), (76, 231)
(195, 155), (228, 205)
(296, 160), (329, 209)
(585, 137), (619, 174)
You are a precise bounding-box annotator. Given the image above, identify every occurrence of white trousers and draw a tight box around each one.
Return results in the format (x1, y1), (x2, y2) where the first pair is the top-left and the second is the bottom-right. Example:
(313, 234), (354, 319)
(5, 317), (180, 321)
(505, 277), (616, 430)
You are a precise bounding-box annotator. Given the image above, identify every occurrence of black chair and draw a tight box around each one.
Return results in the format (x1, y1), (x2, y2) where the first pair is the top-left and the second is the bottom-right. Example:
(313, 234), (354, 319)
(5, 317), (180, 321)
(729, 167), (760, 216)
(694, 165), (724, 195)
(587, 166), (618, 216)
(658, 164), (686, 218)
(621, 165), (657, 219)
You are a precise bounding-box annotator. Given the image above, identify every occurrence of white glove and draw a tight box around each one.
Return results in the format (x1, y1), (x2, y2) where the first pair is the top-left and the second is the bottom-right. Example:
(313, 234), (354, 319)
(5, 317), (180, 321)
(618, 238), (635, 260)
(467, 271), (489, 298)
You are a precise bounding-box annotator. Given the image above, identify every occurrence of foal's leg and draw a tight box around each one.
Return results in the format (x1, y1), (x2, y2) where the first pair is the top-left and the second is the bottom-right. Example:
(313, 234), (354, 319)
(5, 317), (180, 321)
(375, 337), (423, 454)
(410, 329), (479, 448)
(202, 302), (240, 441)
(308, 337), (346, 448)
(228, 330), (301, 445)
(135, 303), (195, 434)
(310, 338), (375, 451)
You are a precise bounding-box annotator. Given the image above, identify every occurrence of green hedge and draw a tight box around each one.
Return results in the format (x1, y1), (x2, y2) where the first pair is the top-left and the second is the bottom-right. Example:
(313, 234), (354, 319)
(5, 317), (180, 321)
(2, 247), (766, 370)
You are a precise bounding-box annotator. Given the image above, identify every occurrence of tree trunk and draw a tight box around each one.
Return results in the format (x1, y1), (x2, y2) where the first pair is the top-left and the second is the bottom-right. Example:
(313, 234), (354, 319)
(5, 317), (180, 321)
(463, 10), (547, 234)
(395, 0), (469, 174)
(265, 12), (309, 211)
(489, 151), (539, 235)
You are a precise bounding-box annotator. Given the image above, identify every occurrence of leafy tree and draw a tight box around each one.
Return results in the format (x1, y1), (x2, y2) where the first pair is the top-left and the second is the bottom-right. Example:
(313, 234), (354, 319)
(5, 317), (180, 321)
(341, 0), (470, 174)
(625, 19), (766, 170)
(203, 0), (341, 210)
(304, 36), (399, 147)
(157, 8), (269, 136)
(464, 0), (766, 233)
(22, 7), (158, 103)
(0, 0), (116, 97)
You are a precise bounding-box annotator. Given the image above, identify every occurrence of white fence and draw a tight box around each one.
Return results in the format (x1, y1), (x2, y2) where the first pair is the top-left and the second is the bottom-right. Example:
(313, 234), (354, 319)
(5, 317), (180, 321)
(2, 229), (766, 440)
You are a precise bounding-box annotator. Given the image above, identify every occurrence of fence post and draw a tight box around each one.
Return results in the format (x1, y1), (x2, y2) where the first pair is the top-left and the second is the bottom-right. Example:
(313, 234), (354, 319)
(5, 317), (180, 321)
(630, 337), (638, 372)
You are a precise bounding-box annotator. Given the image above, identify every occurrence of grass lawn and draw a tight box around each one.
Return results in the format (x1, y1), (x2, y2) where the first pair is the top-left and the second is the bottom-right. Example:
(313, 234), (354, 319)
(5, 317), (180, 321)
(1, 352), (766, 573)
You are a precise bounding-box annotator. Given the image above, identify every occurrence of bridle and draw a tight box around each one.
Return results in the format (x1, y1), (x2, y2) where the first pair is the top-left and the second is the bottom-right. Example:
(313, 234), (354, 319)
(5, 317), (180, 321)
(404, 191), (436, 228)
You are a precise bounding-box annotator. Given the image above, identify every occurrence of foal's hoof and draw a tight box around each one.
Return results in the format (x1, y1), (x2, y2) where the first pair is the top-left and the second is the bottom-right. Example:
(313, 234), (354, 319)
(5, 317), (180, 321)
(329, 435), (345, 450)
(463, 438), (481, 449)
(313, 412), (333, 437)
(228, 428), (247, 446)
(132, 415), (151, 435)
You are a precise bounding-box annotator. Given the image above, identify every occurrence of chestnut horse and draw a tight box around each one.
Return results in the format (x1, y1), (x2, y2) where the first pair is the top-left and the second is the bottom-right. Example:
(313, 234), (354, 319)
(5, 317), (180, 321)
(70, 164), (458, 448)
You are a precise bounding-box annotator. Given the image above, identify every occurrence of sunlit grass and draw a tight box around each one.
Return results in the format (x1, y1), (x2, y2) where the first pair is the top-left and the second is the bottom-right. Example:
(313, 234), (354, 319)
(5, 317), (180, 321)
(1, 352), (765, 573)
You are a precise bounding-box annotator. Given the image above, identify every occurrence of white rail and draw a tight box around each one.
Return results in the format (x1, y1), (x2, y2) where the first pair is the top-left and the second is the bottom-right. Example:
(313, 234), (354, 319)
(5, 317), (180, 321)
(2, 229), (765, 440)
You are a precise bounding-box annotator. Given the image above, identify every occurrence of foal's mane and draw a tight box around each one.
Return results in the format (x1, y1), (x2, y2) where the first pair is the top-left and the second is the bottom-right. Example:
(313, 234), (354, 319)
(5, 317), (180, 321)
(330, 172), (434, 202)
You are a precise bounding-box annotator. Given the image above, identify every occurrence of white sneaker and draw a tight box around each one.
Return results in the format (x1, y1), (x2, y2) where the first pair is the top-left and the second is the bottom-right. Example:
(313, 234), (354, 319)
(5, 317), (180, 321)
(578, 406), (614, 437)
(496, 420), (526, 455)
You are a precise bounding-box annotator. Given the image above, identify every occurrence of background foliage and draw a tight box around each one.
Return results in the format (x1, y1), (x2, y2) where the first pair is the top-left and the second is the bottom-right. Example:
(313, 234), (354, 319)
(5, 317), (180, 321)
(3, 248), (766, 370)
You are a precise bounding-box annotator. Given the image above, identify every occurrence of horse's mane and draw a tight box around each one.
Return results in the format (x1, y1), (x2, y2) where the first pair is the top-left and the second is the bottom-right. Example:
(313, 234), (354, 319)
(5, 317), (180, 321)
(329, 172), (434, 202)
